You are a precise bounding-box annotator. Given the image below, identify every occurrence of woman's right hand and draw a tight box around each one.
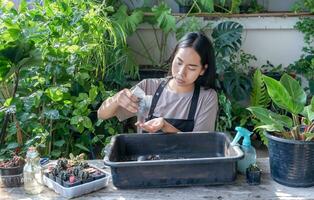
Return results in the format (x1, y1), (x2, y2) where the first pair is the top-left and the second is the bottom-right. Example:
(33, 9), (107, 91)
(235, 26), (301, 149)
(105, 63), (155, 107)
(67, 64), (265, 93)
(115, 89), (139, 113)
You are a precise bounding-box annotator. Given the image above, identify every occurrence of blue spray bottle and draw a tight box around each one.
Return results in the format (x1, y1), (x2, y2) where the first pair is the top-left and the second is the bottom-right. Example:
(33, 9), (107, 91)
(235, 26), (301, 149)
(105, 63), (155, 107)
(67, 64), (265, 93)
(231, 126), (256, 174)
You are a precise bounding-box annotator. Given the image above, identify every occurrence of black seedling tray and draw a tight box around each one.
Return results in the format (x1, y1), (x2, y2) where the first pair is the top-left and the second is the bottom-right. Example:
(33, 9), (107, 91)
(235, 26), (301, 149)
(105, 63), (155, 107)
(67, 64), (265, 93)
(104, 132), (243, 188)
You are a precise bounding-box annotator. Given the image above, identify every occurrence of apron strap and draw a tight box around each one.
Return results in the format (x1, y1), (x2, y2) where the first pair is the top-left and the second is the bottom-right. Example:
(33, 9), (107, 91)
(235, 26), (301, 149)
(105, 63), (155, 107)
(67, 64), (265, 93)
(147, 78), (170, 120)
(187, 84), (200, 120)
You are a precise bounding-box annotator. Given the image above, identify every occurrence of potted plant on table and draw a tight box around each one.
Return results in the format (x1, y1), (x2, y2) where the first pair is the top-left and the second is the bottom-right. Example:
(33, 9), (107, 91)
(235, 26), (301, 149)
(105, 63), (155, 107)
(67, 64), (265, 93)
(247, 73), (314, 187)
(246, 163), (261, 185)
(175, 0), (194, 13)
(0, 155), (25, 187)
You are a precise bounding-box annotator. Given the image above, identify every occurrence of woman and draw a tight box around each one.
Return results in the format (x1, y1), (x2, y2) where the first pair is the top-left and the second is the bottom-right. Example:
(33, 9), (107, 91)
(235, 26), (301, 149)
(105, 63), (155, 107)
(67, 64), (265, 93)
(98, 32), (218, 133)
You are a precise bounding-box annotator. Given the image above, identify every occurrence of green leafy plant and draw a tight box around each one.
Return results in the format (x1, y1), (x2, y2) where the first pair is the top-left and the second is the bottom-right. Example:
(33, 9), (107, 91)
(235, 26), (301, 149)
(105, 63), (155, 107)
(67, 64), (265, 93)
(0, 0), (132, 159)
(287, 17), (314, 95)
(176, 16), (212, 40)
(216, 92), (232, 132)
(247, 163), (260, 172)
(115, 3), (176, 70)
(250, 70), (271, 108)
(292, 0), (314, 13)
(242, 69), (271, 145)
(248, 73), (314, 141)
(0, 155), (24, 168)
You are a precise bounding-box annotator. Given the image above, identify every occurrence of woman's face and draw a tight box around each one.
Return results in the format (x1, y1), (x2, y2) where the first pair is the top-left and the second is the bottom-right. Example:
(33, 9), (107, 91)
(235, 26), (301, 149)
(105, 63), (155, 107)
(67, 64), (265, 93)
(171, 47), (206, 91)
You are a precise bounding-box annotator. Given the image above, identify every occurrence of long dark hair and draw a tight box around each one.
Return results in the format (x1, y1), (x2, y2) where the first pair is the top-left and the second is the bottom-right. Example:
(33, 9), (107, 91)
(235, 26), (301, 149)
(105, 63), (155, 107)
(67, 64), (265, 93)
(167, 32), (216, 90)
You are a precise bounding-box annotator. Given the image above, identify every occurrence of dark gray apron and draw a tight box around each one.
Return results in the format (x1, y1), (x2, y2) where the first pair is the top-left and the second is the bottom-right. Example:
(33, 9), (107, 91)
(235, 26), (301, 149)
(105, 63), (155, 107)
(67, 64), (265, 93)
(146, 78), (200, 132)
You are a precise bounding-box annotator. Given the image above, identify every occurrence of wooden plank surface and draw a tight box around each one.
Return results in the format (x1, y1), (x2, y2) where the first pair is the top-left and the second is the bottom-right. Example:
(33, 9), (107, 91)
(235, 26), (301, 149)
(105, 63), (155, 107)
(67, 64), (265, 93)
(1, 158), (313, 200)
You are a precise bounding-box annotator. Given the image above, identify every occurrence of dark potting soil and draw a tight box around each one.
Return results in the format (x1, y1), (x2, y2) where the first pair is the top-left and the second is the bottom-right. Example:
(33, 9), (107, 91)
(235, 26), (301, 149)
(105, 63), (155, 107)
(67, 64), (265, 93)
(117, 152), (225, 162)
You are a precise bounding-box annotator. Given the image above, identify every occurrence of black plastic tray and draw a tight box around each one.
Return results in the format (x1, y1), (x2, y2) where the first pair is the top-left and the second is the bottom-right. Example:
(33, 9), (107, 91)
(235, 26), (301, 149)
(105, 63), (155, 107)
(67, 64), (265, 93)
(104, 132), (243, 188)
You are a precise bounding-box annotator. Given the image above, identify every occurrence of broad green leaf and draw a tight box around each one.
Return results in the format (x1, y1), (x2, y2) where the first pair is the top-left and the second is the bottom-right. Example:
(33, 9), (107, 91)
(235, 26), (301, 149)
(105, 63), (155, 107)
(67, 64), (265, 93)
(108, 127), (116, 135)
(3, 1), (15, 10)
(0, 60), (10, 80)
(311, 96), (314, 112)
(263, 75), (302, 115)
(54, 140), (65, 147)
(92, 135), (104, 144)
(230, 0), (241, 13)
(45, 87), (64, 102)
(51, 150), (62, 157)
(77, 93), (89, 101)
(280, 73), (306, 111)
(7, 142), (19, 150)
(44, 110), (60, 120)
(18, 0), (27, 13)
(75, 144), (90, 152)
(255, 124), (283, 132)
(70, 116), (82, 125)
(250, 69), (270, 107)
(247, 106), (292, 131)
(65, 45), (80, 53)
(212, 21), (243, 57)
(197, 0), (214, 12)
(112, 5), (143, 35)
(302, 105), (314, 122)
(89, 85), (98, 101)
(4, 98), (12, 107)
(152, 3), (176, 33)
(82, 116), (92, 129)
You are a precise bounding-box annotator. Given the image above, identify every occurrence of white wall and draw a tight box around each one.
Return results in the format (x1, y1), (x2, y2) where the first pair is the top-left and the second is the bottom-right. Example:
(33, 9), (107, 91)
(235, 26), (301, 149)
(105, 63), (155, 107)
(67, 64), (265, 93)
(127, 16), (310, 68)
(219, 16), (306, 68)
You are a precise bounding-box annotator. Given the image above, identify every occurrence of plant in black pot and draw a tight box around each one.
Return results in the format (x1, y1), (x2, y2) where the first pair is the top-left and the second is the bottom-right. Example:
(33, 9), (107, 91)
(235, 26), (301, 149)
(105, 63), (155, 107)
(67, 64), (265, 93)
(246, 163), (261, 185)
(175, 0), (194, 13)
(247, 73), (314, 187)
(0, 155), (25, 187)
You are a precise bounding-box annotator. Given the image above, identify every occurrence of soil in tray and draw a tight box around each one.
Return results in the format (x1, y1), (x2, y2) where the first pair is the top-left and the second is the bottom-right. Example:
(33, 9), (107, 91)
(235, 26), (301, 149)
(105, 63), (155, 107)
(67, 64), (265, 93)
(117, 152), (225, 162)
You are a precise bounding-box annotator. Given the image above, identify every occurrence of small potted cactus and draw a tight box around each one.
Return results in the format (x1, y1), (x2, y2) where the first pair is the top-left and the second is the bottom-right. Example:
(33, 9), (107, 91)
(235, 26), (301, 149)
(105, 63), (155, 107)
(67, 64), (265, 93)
(46, 154), (106, 187)
(246, 164), (262, 185)
(0, 155), (25, 187)
(56, 170), (68, 186)
(63, 175), (81, 187)
(91, 170), (106, 180)
(78, 170), (93, 183)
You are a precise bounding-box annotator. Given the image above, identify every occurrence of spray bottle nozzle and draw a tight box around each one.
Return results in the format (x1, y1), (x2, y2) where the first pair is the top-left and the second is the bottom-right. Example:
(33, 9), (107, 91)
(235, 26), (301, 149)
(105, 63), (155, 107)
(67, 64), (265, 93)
(231, 126), (253, 147)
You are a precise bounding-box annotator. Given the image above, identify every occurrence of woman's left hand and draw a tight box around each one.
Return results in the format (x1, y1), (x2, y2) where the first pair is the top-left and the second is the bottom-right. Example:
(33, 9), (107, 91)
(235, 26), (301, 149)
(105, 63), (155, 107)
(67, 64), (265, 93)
(135, 117), (165, 133)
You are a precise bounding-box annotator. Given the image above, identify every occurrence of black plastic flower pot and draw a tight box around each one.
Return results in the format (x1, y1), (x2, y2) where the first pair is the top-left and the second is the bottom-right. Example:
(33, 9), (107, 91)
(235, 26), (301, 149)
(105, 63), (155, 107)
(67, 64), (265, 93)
(265, 132), (314, 187)
(179, 5), (191, 13)
(91, 171), (106, 180)
(0, 165), (24, 187)
(246, 168), (261, 185)
(48, 173), (56, 181)
(82, 176), (93, 184)
(56, 177), (63, 186)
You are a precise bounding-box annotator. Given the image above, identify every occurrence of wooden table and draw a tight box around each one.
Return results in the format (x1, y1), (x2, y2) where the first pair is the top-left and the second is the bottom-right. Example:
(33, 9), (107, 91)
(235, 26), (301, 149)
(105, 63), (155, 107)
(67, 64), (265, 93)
(1, 158), (313, 200)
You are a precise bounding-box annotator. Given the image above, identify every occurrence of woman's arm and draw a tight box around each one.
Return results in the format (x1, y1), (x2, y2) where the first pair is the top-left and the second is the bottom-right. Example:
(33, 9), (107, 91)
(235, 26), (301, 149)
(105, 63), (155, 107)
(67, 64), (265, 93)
(97, 89), (139, 120)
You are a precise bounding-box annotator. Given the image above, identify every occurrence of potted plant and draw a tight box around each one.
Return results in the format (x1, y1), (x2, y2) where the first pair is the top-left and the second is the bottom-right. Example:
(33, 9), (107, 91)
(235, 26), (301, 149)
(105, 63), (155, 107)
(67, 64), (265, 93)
(247, 73), (314, 187)
(246, 163), (261, 185)
(0, 155), (25, 187)
(175, 0), (194, 13)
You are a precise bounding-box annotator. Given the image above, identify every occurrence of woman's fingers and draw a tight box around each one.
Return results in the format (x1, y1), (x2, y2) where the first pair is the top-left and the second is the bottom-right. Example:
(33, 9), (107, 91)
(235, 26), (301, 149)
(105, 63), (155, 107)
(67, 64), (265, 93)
(124, 89), (138, 102)
(120, 98), (138, 112)
(117, 89), (139, 113)
(141, 124), (157, 133)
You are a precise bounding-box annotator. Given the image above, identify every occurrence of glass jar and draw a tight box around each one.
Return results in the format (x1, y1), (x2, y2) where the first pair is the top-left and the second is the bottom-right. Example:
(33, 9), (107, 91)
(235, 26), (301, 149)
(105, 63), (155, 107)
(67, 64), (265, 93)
(23, 147), (44, 194)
